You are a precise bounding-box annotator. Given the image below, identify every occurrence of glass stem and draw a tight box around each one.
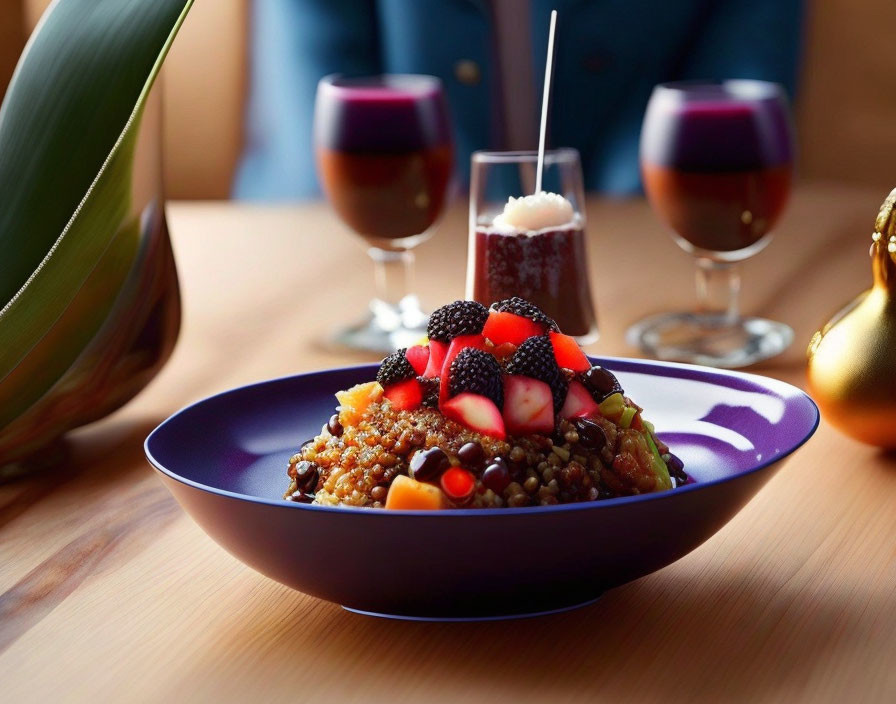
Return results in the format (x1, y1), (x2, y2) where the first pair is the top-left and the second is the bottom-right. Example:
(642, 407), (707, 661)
(695, 257), (740, 325)
(369, 246), (413, 308)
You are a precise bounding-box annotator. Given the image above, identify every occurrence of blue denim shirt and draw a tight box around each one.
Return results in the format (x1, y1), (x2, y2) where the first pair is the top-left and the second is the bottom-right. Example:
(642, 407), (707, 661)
(234, 0), (803, 200)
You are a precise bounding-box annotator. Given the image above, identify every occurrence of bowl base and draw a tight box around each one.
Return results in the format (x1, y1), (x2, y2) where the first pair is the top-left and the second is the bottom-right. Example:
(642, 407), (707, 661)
(341, 595), (602, 622)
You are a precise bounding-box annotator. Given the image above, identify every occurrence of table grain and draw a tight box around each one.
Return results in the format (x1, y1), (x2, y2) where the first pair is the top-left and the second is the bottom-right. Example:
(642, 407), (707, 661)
(2, 183), (895, 703)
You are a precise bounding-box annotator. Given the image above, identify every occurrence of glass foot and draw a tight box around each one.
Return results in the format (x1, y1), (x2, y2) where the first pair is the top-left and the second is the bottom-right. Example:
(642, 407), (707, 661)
(333, 295), (429, 354)
(626, 312), (793, 368)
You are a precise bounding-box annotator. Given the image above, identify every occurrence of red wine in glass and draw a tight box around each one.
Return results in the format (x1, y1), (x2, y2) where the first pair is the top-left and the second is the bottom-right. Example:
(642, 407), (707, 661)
(315, 74), (454, 352)
(630, 80), (795, 367)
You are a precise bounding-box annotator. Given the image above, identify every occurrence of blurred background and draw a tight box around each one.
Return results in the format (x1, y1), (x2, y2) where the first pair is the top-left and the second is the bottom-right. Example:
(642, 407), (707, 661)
(1, 0), (893, 201)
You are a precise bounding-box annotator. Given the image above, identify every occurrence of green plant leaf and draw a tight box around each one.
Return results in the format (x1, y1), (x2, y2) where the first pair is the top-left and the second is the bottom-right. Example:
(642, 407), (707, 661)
(0, 0), (193, 388)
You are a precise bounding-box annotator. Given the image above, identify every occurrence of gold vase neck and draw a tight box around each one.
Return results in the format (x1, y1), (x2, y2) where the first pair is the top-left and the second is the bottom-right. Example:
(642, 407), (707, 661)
(871, 187), (896, 291)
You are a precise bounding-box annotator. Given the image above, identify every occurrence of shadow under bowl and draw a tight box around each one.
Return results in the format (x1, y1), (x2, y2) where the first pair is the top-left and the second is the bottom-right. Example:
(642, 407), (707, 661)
(145, 358), (818, 620)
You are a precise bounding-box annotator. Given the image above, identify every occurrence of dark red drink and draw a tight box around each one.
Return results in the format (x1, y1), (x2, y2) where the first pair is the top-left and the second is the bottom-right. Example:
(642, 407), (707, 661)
(472, 220), (596, 336)
(317, 145), (453, 242)
(640, 82), (793, 254)
(315, 75), (453, 246)
(642, 163), (791, 252)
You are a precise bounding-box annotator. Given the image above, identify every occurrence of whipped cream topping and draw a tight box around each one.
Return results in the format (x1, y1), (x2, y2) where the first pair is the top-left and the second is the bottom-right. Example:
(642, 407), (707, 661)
(492, 191), (575, 232)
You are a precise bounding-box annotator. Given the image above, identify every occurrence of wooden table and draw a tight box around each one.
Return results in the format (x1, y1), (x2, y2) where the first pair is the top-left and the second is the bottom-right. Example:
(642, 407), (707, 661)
(2, 183), (895, 703)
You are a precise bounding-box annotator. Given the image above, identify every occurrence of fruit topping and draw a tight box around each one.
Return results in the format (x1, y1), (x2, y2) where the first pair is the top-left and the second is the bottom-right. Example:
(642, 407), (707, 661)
(335, 381), (383, 426)
(327, 413), (344, 437)
(482, 459), (511, 494)
(505, 335), (568, 411)
(441, 393), (506, 439)
(482, 310), (545, 346)
(447, 347), (504, 409)
(417, 376), (440, 407)
(579, 365), (623, 401)
(440, 467), (476, 503)
(559, 380), (599, 419)
(490, 297), (559, 331)
(502, 375), (554, 435)
(405, 345), (430, 376)
(385, 475), (445, 510)
(549, 331), (590, 372)
(457, 441), (485, 467)
(427, 300), (489, 343)
(383, 378), (423, 411)
(423, 339), (448, 378)
(440, 333), (487, 380)
(409, 447), (450, 481)
(376, 348), (416, 387)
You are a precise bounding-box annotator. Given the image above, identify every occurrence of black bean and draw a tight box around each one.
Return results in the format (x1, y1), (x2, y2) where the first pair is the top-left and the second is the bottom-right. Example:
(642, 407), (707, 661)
(295, 460), (320, 493)
(327, 414), (344, 437)
(409, 447), (449, 481)
(581, 366), (623, 400)
(482, 461), (511, 494)
(457, 441), (485, 467)
(572, 418), (608, 451)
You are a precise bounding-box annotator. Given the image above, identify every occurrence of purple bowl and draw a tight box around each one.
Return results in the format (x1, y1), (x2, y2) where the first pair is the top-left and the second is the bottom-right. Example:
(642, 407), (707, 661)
(145, 358), (818, 620)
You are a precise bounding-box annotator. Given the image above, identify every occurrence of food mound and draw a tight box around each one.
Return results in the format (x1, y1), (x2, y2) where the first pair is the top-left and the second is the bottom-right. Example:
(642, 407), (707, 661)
(284, 298), (687, 509)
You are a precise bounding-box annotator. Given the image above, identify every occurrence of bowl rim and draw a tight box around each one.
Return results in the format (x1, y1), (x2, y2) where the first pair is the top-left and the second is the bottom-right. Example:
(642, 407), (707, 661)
(144, 356), (819, 518)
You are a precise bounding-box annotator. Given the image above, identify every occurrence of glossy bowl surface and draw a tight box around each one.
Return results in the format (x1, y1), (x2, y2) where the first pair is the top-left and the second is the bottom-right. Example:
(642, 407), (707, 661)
(145, 358), (818, 619)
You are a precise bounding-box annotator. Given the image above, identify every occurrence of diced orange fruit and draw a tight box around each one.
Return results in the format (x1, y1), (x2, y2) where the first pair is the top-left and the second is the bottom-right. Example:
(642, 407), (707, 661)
(549, 331), (591, 372)
(384, 475), (445, 510)
(336, 381), (383, 426)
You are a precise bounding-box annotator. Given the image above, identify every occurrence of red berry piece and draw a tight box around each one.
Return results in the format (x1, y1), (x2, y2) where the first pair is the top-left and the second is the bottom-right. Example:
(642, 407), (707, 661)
(405, 345), (430, 376)
(423, 340), (448, 378)
(502, 375), (554, 435)
(440, 467), (476, 502)
(482, 310), (544, 346)
(440, 393), (506, 439)
(549, 331), (591, 372)
(383, 378), (423, 411)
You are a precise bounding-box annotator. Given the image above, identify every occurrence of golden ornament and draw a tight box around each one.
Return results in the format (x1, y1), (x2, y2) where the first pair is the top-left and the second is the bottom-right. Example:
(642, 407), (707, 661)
(807, 187), (896, 447)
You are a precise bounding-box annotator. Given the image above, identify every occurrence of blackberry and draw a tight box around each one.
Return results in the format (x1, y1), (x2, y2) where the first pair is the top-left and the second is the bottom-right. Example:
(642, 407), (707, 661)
(418, 376), (440, 408)
(448, 348), (504, 408)
(505, 335), (567, 410)
(427, 300), (489, 342)
(579, 365), (623, 402)
(490, 297), (559, 331)
(376, 349), (416, 387)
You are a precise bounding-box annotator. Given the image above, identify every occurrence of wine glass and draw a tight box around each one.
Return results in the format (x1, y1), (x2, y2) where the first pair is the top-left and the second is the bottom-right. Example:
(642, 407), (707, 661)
(628, 80), (795, 368)
(314, 74), (454, 352)
(467, 149), (598, 343)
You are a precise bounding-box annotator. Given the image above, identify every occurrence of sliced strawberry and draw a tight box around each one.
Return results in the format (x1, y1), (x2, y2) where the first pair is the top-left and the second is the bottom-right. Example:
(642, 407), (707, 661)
(383, 378), (423, 411)
(423, 340), (448, 378)
(438, 334), (487, 402)
(482, 311), (545, 347)
(441, 393), (506, 439)
(405, 345), (430, 376)
(559, 380), (599, 419)
(502, 375), (554, 435)
(549, 331), (590, 372)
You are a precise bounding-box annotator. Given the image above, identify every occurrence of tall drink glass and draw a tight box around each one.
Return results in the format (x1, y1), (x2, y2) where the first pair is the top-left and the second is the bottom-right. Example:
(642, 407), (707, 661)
(467, 149), (598, 342)
(629, 80), (794, 367)
(315, 74), (454, 352)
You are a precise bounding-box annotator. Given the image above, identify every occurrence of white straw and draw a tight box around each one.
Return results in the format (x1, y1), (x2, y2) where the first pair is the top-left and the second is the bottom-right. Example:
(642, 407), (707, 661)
(535, 10), (557, 195)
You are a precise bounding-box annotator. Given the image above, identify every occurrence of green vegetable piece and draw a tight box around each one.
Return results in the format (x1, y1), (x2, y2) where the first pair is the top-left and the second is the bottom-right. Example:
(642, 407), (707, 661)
(598, 392), (625, 419)
(619, 406), (637, 428)
(645, 432), (672, 491)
